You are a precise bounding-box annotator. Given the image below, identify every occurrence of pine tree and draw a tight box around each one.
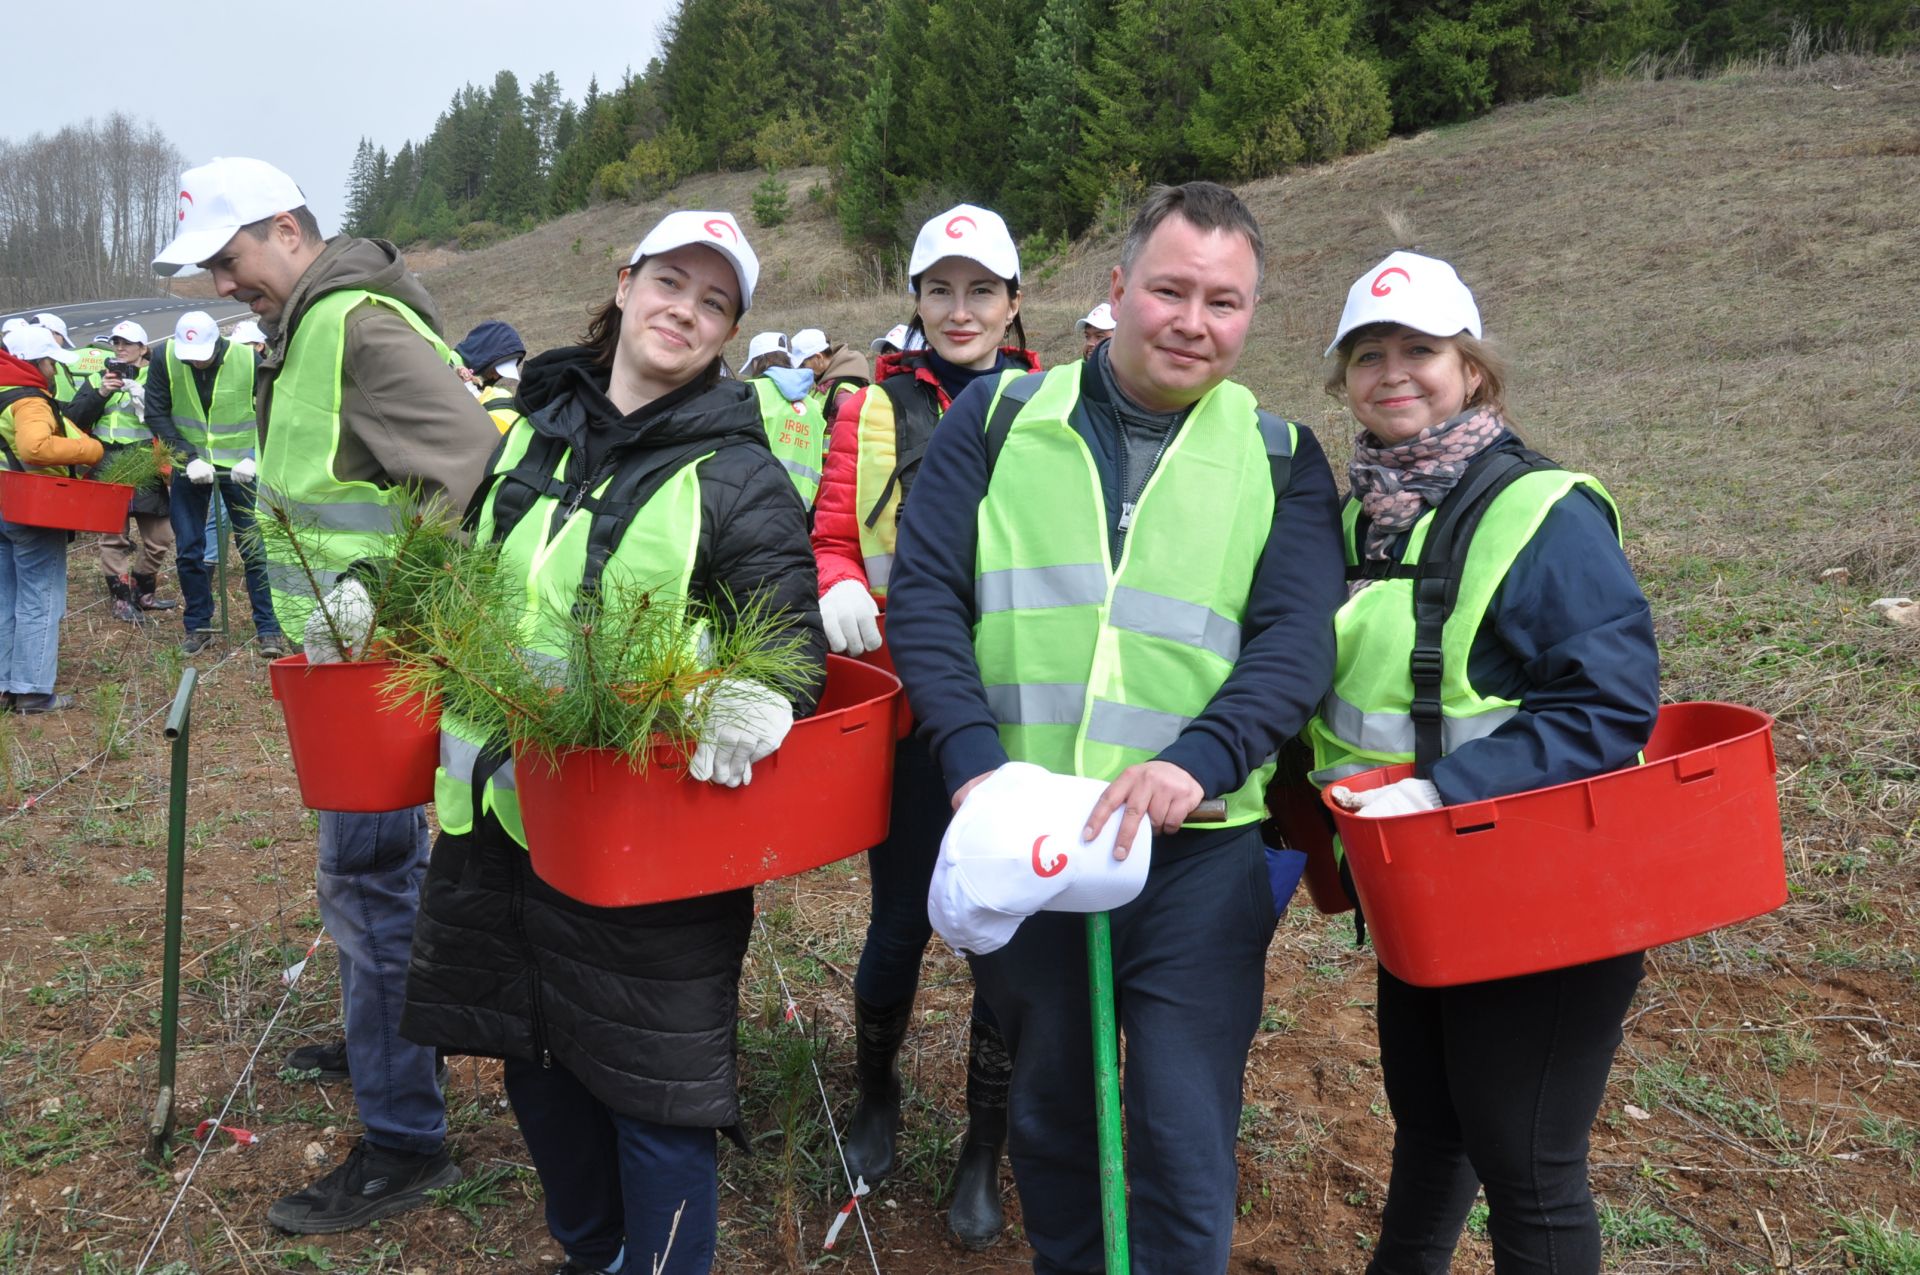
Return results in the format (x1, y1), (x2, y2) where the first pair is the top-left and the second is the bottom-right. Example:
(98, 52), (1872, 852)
(343, 138), (378, 236)
(838, 72), (899, 244)
(1005, 0), (1097, 236)
(526, 71), (566, 175)
(486, 111), (543, 225)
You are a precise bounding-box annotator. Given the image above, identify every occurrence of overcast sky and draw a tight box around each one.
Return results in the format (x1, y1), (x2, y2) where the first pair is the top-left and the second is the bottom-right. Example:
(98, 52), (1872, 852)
(8, 0), (680, 233)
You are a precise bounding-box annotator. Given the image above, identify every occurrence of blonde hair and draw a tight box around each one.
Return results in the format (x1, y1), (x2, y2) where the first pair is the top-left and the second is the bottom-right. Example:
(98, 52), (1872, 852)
(1324, 325), (1510, 419)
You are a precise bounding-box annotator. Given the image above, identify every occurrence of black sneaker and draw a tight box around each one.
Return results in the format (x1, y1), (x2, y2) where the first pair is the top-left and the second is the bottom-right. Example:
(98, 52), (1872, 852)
(266, 1139), (460, 1234)
(286, 1038), (451, 1089)
(285, 1038), (350, 1082)
(181, 629), (219, 654)
(11, 693), (76, 715)
(257, 632), (291, 659)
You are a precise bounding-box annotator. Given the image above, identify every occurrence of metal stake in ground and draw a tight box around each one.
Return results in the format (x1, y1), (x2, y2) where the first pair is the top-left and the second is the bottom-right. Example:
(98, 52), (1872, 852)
(1087, 795), (1229, 1271)
(147, 668), (197, 1162)
(214, 490), (230, 636)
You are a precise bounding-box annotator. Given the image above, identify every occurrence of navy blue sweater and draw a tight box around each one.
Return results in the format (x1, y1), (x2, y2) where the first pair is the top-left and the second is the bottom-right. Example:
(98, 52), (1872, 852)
(887, 358), (1346, 853)
(1359, 440), (1661, 805)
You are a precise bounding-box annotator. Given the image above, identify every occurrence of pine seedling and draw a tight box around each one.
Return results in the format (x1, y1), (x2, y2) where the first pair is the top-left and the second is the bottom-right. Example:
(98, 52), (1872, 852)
(92, 442), (185, 490)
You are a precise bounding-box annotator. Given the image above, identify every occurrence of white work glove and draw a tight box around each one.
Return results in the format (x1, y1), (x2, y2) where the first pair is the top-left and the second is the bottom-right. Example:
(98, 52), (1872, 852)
(687, 678), (794, 787)
(301, 578), (374, 664)
(231, 457), (256, 483)
(819, 578), (882, 657)
(124, 381), (145, 412)
(185, 458), (216, 485)
(1330, 777), (1443, 819)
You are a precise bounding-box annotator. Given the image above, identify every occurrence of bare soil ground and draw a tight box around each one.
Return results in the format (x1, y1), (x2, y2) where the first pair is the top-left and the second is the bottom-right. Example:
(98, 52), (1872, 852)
(5, 53), (1920, 1273)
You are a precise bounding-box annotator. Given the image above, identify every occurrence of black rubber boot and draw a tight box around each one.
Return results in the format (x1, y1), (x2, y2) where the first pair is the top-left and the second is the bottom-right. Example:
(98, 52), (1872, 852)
(106, 574), (146, 625)
(843, 995), (914, 1184)
(947, 1018), (1011, 1249)
(132, 571), (177, 610)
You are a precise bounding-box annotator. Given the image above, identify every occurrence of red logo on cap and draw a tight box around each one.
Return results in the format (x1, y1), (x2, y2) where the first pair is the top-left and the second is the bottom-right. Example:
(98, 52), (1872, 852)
(1371, 266), (1410, 296)
(177, 190), (194, 222)
(184, 329), (199, 341)
(945, 215), (977, 239)
(1031, 834), (1067, 879)
(703, 219), (736, 243)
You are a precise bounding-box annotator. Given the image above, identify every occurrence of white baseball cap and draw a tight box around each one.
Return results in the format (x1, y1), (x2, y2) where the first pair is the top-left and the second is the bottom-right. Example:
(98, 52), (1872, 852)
(928, 763), (1152, 958)
(172, 311), (220, 360)
(229, 319), (268, 346)
(1075, 302), (1115, 335)
(153, 157), (310, 277)
(789, 327), (829, 361)
(109, 320), (151, 345)
(0, 318), (24, 337)
(908, 204), (1020, 293)
(32, 313), (71, 344)
(745, 331), (788, 363)
(1326, 250), (1482, 357)
(869, 323), (911, 355)
(627, 210), (759, 315)
(5, 325), (77, 366)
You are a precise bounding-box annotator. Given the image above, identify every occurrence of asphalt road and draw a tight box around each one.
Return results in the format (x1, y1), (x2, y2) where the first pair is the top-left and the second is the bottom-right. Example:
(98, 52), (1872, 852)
(2, 296), (254, 347)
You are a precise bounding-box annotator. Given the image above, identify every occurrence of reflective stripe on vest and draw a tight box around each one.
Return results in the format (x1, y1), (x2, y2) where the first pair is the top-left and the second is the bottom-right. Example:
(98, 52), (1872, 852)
(752, 377), (825, 508)
(434, 419), (709, 843)
(96, 365), (152, 445)
(849, 387), (905, 597)
(972, 365), (1286, 828)
(257, 290), (459, 637)
(1304, 470), (1621, 789)
(165, 344), (257, 466)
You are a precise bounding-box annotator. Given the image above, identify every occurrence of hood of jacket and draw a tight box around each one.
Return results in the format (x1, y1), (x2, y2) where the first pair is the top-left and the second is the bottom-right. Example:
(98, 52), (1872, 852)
(763, 365), (815, 401)
(268, 236), (446, 360)
(516, 344), (766, 472)
(0, 351), (49, 393)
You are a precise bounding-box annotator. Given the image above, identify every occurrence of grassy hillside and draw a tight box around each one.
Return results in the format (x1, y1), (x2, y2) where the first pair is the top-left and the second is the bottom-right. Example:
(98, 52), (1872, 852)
(5, 53), (1918, 1275)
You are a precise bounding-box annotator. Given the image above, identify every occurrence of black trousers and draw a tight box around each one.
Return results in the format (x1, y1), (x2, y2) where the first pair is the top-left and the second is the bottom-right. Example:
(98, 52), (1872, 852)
(1368, 951), (1645, 1275)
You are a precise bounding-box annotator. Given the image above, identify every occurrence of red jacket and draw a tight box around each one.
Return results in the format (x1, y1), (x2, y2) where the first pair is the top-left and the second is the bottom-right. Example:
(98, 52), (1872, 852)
(811, 348), (1041, 596)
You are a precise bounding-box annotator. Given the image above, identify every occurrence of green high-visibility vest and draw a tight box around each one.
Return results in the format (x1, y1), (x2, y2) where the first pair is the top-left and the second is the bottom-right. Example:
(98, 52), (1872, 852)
(1304, 470), (1621, 789)
(434, 419), (711, 845)
(257, 289), (458, 636)
(972, 365), (1290, 828)
(751, 377), (825, 508)
(165, 342), (257, 467)
(95, 364), (152, 446)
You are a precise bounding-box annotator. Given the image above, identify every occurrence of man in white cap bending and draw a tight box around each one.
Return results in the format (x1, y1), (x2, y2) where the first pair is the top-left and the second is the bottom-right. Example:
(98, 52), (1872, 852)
(153, 155), (495, 1235)
(887, 181), (1345, 1274)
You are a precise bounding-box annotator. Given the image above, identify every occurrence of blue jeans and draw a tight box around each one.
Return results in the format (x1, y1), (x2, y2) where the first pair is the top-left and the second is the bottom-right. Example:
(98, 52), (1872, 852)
(172, 472), (277, 636)
(0, 514), (70, 694)
(202, 489), (222, 564)
(504, 1054), (718, 1274)
(853, 734), (996, 1027)
(970, 827), (1278, 1275)
(316, 806), (444, 1155)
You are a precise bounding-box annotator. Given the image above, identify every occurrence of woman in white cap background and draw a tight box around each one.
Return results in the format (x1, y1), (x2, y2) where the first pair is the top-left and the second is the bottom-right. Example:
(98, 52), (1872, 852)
(809, 202), (1039, 1249)
(1306, 251), (1659, 1273)
(0, 324), (104, 713)
(399, 209), (825, 1275)
(739, 330), (828, 509)
(62, 320), (179, 623)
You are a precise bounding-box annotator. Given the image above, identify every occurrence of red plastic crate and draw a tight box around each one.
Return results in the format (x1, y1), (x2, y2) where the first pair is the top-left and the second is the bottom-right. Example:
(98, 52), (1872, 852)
(270, 656), (442, 812)
(0, 469), (133, 533)
(1324, 702), (1786, 987)
(518, 654), (902, 906)
(854, 608), (912, 738)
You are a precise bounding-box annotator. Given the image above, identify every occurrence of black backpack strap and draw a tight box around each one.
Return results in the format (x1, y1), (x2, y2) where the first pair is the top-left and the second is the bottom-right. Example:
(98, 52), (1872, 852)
(1407, 446), (1561, 774)
(574, 439), (720, 609)
(470, 428), (569, 540)
(861, 376), (945, 530)
(982, 369), (1048, 478)
(0, 386), (54, 471)
(1255, 410), (1295, 504)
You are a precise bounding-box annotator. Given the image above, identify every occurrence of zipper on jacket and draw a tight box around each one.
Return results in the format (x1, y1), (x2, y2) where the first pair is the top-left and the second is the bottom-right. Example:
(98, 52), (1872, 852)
(507, 846), (551, 1067)
(1112, 416), (1181, 565)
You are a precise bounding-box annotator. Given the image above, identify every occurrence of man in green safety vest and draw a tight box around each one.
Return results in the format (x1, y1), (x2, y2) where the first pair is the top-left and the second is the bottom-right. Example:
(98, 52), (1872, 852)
(153, 156), (496, 1236)
(144, 310), (281, 655)
(886, 182), (1346, 1274)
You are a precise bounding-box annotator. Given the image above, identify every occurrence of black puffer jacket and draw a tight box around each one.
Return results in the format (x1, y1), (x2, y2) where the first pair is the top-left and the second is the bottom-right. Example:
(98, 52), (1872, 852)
(401, 345), (826, 1129)
(65, 383), (169, 517)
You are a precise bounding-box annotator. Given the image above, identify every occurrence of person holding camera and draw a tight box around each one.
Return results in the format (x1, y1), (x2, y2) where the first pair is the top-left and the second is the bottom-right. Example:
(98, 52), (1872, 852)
(62, 321), (178, 623)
